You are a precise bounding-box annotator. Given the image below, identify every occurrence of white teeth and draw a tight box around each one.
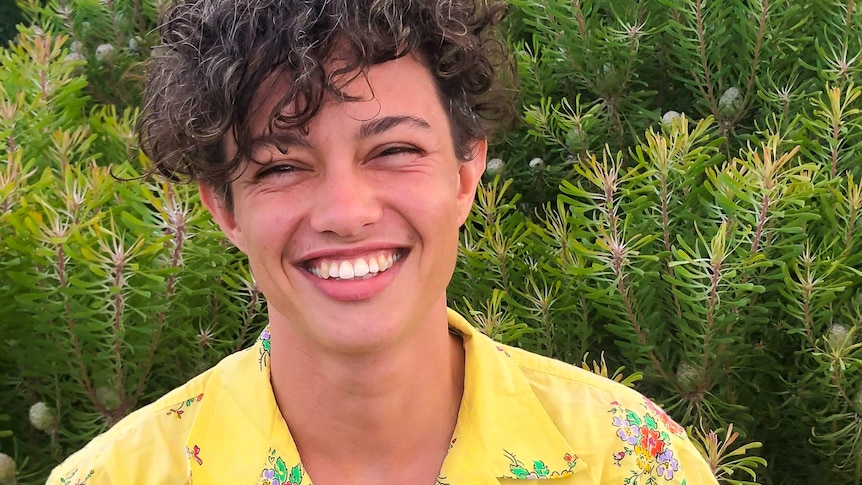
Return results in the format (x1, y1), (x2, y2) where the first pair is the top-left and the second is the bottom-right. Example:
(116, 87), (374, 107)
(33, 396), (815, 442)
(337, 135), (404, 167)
(338, 261), (355, 279)
(309, 251), (402, 280)
(353, 258), (369, 277)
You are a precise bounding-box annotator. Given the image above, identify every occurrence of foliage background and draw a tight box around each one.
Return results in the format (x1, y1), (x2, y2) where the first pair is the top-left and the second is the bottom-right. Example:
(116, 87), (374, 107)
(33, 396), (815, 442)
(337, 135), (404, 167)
(3, 0), (862, 484)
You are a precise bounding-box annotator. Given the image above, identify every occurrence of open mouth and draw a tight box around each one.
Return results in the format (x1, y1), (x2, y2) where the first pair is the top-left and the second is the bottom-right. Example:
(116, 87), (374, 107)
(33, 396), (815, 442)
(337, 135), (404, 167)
(305, 249), (405, 281)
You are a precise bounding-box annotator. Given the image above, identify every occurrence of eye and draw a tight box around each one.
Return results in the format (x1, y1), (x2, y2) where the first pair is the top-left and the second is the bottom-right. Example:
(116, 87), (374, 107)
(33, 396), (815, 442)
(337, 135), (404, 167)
(376, 145), (423, 159)
(255, 163), (299, 179)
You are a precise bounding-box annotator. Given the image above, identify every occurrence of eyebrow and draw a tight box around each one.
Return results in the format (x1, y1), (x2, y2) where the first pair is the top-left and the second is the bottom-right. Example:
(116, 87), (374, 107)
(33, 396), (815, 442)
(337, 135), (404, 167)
(358, 115), (431, 140)
(252, 130), (313, 153)
(252, 115), (431, 152)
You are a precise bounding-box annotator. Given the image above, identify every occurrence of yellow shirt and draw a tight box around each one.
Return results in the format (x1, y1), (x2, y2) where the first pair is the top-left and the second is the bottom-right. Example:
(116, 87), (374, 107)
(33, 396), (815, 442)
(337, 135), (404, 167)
(49, 309), (717, 484)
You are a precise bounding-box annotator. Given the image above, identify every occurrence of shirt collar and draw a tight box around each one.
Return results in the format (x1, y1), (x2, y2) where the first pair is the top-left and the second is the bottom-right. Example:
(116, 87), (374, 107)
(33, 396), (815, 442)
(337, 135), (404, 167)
(185, 327), (302, 484)
(186, 311), (587, 484)
(440, 308), (587, 483)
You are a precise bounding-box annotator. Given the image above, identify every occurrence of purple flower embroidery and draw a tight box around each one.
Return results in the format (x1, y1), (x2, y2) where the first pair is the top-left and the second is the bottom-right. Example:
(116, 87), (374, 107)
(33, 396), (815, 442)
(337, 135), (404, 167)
(261, 468), (281, 485)
(613, 416), (640, 445)
(656, 448), (679, 480)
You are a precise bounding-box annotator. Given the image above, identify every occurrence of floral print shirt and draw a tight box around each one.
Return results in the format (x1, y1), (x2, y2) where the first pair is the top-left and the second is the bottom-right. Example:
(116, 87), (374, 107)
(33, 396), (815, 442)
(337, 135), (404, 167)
(49, 309), (717, 484)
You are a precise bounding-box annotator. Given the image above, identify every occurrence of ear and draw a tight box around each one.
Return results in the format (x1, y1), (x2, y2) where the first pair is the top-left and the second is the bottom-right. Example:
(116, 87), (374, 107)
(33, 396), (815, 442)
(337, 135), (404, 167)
(455, 139), (487, 226)
(199, 183), (246, 253)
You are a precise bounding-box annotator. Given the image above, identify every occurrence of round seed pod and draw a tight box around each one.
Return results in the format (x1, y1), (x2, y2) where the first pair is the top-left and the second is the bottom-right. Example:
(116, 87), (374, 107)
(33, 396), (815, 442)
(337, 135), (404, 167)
(28, 402), (57, 433)
(0, 452), (16, 483)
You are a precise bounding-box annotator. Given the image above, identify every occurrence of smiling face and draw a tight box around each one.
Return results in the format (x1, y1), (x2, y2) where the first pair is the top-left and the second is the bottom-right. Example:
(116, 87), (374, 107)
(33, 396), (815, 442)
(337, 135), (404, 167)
(200, 55), (486, 354)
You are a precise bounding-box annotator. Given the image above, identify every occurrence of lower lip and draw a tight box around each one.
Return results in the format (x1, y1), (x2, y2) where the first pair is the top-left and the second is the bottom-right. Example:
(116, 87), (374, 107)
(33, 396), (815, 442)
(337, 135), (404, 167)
(300, 256), (404, 302)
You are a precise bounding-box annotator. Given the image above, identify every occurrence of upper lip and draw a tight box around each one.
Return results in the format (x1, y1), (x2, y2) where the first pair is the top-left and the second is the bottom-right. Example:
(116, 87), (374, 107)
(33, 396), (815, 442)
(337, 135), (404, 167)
(296, 244), (407, 263)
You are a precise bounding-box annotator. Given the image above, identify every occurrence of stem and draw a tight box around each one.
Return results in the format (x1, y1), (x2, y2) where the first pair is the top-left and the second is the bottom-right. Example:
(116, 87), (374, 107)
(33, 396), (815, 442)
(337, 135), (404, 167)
(40, 70), (47, 100)
(695, 0), (720, 118)
(56, 246), (108, 416)
(131, 185), (184, 403)
(572, 0), (587, 42)
(730, 0), (769, 127)
(111, 258), (126, 411)
(699, 259), (722, 389)
(616, 271), (671, 381)
(752, 194), (771, 256)
(832, 112), (841, 178)
(660, 173), (684, 319)
(802, 280), (813, 342)
(845, 202), (858, 256)
(543, 304), (553, 358)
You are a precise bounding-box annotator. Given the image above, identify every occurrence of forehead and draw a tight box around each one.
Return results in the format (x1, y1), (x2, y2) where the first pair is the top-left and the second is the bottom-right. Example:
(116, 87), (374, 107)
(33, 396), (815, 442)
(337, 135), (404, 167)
(248, 54), (447, 138)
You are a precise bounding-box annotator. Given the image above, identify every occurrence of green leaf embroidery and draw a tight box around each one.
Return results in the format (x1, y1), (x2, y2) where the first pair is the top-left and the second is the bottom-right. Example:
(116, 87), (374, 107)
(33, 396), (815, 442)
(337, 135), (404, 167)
(626, 410), (643, 427)
(289, 464), (303, 485)
(511, 465), (530, 479)
(644, 413), (657, 429)
(534, 460), (550, 477)
(274, 457), (287, 482)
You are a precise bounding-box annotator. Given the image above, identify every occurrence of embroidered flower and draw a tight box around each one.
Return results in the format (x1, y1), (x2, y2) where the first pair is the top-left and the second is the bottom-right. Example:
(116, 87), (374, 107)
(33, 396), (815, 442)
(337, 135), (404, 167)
(259, 448), (304, 485)
(656, 448), (680, 480)
(635, 445), (655, 473)
(258, 327), (272, 369)
(261, 468), (281, 485)
(613, 415), (640, 445)
(639, 426), (664, 457)
(609, 400), (684, 483)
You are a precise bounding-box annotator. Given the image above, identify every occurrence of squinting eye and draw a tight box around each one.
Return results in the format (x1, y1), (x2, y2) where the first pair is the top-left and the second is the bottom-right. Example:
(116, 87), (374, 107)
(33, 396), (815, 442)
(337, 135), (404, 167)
(256, 164), (297, 179)
(378, 146), (421, 158)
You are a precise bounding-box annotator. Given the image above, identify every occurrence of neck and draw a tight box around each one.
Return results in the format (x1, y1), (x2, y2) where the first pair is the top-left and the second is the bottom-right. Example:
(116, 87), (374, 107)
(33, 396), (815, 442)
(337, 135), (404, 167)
(268, 304), (465, 482)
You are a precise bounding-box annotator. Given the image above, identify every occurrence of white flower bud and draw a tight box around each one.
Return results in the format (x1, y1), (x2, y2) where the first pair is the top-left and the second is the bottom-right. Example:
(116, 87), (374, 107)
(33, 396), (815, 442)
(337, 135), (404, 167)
(661, 110), (682, 126)
(528, 157), (546, 171)
(69, 41), (83, 53)
(485, 158), (505, 177)
(28, 402), (57, 433)
(718, 87), (742, 116)
(128, 37), (140, 52)
(0, 453), (16, 483)
(64, 52), (85, 63)
(95, 43), (116, 63)
(676, 362), (700, 391)
(827, 324), (851, 349)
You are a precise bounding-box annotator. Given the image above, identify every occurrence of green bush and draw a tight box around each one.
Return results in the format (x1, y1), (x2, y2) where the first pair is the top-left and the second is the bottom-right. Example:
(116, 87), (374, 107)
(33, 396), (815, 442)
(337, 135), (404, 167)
(0, 29), (267, 482)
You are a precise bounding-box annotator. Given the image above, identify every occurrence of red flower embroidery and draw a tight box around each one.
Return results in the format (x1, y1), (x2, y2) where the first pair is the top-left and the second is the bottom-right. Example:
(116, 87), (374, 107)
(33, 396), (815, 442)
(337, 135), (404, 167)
(639, 426), (664, 458)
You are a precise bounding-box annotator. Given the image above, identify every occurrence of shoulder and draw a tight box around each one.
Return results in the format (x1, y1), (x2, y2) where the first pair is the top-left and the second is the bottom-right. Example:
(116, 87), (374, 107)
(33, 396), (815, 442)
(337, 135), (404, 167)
(47, 348), (254, 485)
(504, 345), (718, 485)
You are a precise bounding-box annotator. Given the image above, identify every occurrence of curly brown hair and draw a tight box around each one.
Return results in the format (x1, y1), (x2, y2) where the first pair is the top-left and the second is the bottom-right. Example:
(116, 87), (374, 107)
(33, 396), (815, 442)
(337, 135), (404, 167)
(138, 0), (512, 205)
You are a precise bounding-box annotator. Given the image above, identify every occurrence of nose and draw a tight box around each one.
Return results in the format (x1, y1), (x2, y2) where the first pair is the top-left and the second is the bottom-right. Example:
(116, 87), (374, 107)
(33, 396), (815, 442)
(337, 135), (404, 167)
(308, 166), (383, 236)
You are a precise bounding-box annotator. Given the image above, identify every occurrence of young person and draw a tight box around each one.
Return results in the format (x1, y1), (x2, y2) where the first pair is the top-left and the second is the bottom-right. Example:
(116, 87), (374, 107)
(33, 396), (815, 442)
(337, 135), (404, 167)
(50, 1), (718, 483)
